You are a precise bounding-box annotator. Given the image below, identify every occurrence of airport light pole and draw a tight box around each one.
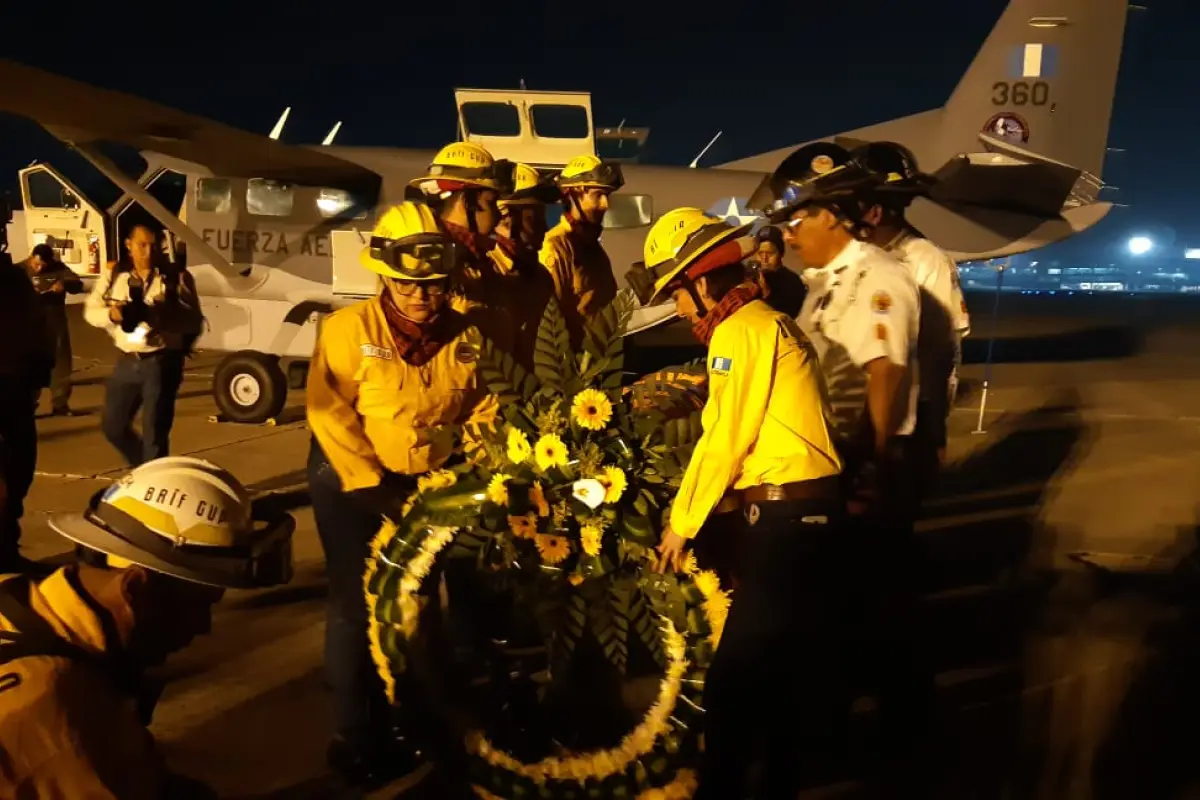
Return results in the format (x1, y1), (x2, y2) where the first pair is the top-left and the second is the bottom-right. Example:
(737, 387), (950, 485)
(973, 259), (1008, 435)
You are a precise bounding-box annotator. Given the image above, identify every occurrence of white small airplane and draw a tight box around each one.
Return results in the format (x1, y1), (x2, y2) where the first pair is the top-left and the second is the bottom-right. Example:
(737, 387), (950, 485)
(0, 0), (1132, 424)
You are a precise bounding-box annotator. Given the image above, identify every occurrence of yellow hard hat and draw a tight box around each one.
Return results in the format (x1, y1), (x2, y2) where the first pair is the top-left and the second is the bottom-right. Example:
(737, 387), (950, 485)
(360, 201), (462, 281)
(625, 207), (753, 306)
(556, 154), (624, 192)
(408, 142), (507, 194)
(499, 163), (557, 208)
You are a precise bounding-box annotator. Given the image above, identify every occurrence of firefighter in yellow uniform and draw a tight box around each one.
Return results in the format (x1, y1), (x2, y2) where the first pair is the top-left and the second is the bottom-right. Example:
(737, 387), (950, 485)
(408, 143), (513, 346)
(305, 201), (496, 790)
(629, 208), (848, 799)
(540, 155), (624, 348)
(488, 162), (557, 370)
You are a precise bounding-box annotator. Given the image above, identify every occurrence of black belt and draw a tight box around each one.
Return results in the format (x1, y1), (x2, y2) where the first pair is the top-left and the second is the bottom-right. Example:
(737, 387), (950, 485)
(717, 476), (842, 511)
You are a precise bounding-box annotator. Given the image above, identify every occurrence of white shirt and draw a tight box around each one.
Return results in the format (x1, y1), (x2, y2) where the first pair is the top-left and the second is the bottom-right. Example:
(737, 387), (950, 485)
(796, 239), (920, 442)
(84, 264), (203, 354)
(887, 232), (970, 336)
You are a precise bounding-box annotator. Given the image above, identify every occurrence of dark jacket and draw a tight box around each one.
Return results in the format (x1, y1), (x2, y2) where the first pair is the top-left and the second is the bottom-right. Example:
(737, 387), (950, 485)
(22, 258), (85, 310)
(0, 263), (54, 386)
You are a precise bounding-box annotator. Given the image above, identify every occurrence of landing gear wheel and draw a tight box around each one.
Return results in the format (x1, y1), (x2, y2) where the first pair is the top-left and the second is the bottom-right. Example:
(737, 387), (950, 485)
(213, 351), (288, 424)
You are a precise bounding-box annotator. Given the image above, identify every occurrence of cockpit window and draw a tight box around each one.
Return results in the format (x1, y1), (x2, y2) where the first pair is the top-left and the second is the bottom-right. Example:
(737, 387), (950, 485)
(602, 194), (653, 229)
(460, 102), (521, 137)
(317, 188), (368, 219)
(530, 105), (590, 139)
(196, 178), (232, 213)
(247, 179), (294, 217)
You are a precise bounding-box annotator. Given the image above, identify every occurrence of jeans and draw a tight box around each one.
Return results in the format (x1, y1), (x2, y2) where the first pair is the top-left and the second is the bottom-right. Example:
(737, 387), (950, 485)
(43, 308), (73, 410)
(695, 498), (852, 799)
(307, 440), (396, 753)
(101, 350), (185, 466)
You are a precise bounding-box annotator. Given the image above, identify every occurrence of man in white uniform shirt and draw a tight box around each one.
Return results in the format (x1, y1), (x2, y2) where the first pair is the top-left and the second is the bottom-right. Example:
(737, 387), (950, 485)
(84, 225), (203, 466)
(750, 142), (935, 793)
(851, 142), (970, 476)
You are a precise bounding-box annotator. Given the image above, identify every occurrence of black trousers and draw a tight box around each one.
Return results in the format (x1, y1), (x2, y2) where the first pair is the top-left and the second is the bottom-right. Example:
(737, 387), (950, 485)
(849, 433), (940, 788)
(695, 498), (852, 800)
(0, 383), (38, 568)
(307, 440), (400, 753)
(101, 350), (185, 466)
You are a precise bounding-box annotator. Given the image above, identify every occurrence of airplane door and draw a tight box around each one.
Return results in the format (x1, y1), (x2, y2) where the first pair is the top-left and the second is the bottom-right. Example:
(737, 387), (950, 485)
(454, 88), (595, 167)
(18, 164), (108, 275)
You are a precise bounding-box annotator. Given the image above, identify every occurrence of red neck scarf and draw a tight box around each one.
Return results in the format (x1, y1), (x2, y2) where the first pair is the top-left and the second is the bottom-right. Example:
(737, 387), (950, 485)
(441, 220), (494, 261)
(378, 292), (467, 366)
(692, 281), (763, 346)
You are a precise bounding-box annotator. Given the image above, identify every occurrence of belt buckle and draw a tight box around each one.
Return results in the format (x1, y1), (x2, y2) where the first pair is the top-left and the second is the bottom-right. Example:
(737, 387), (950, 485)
(745, 503), (761, 526)
(763, 484), (786, 502)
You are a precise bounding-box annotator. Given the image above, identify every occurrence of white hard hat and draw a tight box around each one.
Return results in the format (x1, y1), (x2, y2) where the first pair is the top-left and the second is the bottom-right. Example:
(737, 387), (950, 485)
(49, 456), (294, 589)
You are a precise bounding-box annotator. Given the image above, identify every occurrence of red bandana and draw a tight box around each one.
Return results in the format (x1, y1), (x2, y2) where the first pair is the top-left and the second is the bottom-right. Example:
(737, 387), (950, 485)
(441, 220), (494, 261)
(378, 292), (467, 366)
(691, 281), (763, 347)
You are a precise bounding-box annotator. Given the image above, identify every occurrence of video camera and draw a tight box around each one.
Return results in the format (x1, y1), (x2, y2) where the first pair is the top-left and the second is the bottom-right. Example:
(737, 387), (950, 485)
(121, 273), (150, 334)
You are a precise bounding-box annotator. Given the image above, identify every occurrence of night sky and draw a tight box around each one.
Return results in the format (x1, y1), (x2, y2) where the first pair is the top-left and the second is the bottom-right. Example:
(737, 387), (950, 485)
(0, 0), (1192, 252)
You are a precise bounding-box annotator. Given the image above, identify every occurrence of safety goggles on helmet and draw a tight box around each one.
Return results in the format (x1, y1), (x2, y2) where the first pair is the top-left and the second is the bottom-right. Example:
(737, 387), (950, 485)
(367, 233), (464, 280)
(76, 489), (295, 589)
(558, 161), (625, 192)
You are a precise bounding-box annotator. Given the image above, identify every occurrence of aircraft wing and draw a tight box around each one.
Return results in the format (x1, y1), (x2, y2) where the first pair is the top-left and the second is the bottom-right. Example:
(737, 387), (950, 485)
(0, 59), (378, 190)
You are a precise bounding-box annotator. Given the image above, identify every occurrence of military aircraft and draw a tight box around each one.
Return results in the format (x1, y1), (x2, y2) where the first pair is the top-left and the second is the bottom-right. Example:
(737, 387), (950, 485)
(0, 0), (1130, 424)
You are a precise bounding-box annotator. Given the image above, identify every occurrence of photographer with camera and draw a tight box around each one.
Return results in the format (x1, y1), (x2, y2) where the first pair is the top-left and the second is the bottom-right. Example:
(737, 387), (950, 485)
(84, 225), (203, 466)
(0, 196), (55, 573)
(22, 243), (85, 416)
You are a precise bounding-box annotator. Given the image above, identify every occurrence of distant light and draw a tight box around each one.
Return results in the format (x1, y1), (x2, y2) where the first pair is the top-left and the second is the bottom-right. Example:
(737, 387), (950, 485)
(1186, 249), (1200, 260)
(1128, 236), (1153, 256)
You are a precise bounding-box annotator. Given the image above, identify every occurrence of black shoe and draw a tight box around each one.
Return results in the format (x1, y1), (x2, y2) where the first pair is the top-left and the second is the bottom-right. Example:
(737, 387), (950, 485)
(326, 738), (423, 791)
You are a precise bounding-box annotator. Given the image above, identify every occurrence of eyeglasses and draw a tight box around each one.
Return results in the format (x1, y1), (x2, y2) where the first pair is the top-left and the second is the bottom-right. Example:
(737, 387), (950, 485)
(389, 279), (449, 296)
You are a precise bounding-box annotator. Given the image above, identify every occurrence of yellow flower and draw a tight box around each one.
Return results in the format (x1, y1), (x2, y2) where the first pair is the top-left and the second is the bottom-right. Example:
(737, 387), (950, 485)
(535, 534), (571, 564)
(681, 551), (699, 575)
(416, 469), (456, 493)
(506, 427), (532, 464)
(580, 524), (603, 557)
(571, 388), (613, 431)
(529, 482), (551, 517)
(693, 570), (722, 599)
(508, 513), (538, 538)
(533, 433), (568, 471)
(486, 473), (511, 506)
(598, 465), (627, 503)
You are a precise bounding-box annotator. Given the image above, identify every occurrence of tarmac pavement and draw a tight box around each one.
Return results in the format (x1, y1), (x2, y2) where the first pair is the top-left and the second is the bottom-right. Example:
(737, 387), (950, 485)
(15, 298), (1200, 798)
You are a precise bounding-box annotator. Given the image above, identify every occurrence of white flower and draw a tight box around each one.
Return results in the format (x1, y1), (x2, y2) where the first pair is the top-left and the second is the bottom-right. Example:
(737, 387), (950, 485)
(572, 479), (606, 510)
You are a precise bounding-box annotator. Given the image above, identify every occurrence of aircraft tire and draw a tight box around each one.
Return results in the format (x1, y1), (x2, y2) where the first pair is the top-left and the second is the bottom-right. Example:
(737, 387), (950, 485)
(213, 351), (288, 424)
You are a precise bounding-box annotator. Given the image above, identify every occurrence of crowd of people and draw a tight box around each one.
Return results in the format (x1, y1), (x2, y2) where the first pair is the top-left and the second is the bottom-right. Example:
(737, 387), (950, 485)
(0, 137), (970, 799)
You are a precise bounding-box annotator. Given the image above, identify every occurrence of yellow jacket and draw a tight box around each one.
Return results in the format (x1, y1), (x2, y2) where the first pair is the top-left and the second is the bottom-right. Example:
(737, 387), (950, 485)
(670, 300), (842, 539)
(488, 242), (554, 371)
(538, 217), (617, 347)
(0, 568), (167, 799)
(306, 297), (498, 492)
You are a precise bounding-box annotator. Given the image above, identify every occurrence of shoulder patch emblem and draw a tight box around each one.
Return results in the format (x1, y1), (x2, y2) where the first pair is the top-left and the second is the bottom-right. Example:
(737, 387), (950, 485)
(810, 155), (835, 174)
(871, 290), (892, 314)
(455, 342), (478, 364)
(710, 356), (733, 375)
(360, 344), (393, 360)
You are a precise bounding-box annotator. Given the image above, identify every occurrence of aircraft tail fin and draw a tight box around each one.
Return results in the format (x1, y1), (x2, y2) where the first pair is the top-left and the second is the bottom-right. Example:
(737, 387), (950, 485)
(938, 0), (1129, 177)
